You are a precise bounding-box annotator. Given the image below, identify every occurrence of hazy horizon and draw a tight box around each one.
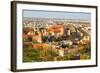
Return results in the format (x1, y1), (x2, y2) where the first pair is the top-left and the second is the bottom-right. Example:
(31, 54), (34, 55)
(23, 10), (91, 21)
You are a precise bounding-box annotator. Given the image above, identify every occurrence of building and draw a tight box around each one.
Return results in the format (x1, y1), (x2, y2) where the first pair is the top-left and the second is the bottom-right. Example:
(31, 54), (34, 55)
(47, 24), (64, 37)
(80, 36), (90, 44)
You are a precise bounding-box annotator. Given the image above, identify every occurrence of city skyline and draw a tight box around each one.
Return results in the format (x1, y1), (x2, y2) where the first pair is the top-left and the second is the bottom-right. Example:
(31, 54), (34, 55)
(23, 10), (91, 21)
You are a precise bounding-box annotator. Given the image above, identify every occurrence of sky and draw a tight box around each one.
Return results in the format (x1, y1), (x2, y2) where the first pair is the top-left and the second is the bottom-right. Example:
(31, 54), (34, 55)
(23, 10), (91, 21)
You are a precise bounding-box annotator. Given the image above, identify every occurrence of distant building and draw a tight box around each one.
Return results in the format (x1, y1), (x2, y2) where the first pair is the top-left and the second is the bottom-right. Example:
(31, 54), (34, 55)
(80, 36), (90, 44)
(73, 38), (80, 45)
(60, 40), (73, 48)
(47, 25), (64, 37)
(67, 29), (71, 36)
(58, 48), (64, 57)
